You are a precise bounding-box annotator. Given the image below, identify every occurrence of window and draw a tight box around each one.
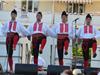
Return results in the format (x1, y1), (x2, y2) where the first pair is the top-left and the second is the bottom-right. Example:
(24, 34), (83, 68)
(21, 0), (33, 12)
(28, 0), (32, 12)
(21, 0), (27, 18)
(68, 3), (72, 13)
(67, 3), (85, 14)
(21, 0), (33, 18)
(79, 4), (84, 14)
(34, 1), (39, 13)
(21, 0), (27, 12)
(21, 0), (39, 13)
(0, 2), (3, 10)
(73, 4), (78, 14)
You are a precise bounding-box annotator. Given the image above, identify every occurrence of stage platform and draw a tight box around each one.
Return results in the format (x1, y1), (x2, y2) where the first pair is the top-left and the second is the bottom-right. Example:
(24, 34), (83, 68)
(0, 71), (47, 75)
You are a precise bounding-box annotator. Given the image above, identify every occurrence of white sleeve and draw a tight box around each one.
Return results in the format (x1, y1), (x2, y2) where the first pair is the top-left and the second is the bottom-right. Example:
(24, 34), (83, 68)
(19, 23), (29, 36)
(1, 23), (8, 36)
(94, 26), (100, 38)
(27, 24), (32, 36)
(46, 25), (56, 38)
(51, 24), (58, 37)
(51, 24), (57, 33)
(95, 31), (100, 38)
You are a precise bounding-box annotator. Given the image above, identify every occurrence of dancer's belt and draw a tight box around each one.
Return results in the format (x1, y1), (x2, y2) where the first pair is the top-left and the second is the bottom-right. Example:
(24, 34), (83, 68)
(82, 38), (94, 42)
(7, 32), (19, 37)
(32, 33), (46, 39)
(57, 34), (68, 39)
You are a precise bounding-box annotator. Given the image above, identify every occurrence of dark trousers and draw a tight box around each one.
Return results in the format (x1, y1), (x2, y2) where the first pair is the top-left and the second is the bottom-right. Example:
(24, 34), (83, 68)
(6, 32), (19, 71)
(6, 32), (19, 57)
(82, 39), (97, 68)
(32, 33), (46, 64)
(57, 34), (70, 65)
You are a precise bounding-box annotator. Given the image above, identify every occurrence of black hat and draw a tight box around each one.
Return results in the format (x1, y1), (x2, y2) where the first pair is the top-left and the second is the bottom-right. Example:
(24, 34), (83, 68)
(37, 12), (42, 17)
(61, 11), (68, 17)
(86, 14), (92, 19)
(11, 9), (17, 15)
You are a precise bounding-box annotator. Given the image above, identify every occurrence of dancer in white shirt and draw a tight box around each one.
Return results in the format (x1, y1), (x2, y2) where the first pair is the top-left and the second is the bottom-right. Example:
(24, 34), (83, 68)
(1, 9), (29, 73)
(27, 12), (55, 65)
(52, 11), (72, 65)
(77, 14), (98, 68)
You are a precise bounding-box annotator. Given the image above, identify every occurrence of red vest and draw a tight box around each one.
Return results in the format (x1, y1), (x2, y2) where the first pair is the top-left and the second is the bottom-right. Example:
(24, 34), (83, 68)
(9, 21), (17, 31)
(33, 22), (43, 31)
(84, 25), (93, 33)
(60, 23), (68, 33)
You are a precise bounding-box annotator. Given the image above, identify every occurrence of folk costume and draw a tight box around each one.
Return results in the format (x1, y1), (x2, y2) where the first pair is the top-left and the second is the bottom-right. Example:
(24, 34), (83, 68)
(52, 11), (72, 65)
(77, 14), (98, 68)
(27, 21), (55, 65)
(2, 9), (29, 72)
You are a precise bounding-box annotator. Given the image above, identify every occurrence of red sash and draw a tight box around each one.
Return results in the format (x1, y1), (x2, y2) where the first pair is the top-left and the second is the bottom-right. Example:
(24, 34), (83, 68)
(58, 34), (68, 39)
(9, 21), (17, 31)
(60, 23), (68, 33)
(84, 25), (93, 33)
(33, 22), (43, 31)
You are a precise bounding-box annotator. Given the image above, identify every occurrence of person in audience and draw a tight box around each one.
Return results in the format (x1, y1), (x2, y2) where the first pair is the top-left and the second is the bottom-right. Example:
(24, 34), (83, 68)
(61, 70), (73, 75)
(73, 69), (83, 75)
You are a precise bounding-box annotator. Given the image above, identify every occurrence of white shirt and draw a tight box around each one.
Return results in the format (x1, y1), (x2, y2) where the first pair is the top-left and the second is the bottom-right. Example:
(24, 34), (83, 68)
(0, 22), (3, 36)
(1, 20), (29, 36)
(77, 25), (99, 39)
(27, 22), (56, 37)
(98, 72), (100, 75)
(52, 22), (73, 38)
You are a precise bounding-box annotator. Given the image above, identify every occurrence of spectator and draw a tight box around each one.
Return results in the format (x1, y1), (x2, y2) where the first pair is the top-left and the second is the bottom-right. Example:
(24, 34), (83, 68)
(61, 70), (73, 75)
(0, 64), (3, 74)
(89, 71), (98, 75)
(98, 72), (100, 75)
(73, 69), (83, 75)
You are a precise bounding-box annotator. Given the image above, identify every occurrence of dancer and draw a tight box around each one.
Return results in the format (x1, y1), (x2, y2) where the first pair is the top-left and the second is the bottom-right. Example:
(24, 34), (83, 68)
(52, 11), (72, 65)
(1, 9), (29, 73)
(27, 11), (55, 65)
(77, 14), (98, 68)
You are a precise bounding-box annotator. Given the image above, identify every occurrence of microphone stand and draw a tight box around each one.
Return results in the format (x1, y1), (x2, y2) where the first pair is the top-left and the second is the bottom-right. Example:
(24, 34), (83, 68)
(72, 20), (78, 68)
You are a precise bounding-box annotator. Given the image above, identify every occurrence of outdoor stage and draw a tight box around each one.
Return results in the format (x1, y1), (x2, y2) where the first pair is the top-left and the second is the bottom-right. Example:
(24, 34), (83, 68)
(0, 64), (100, 75)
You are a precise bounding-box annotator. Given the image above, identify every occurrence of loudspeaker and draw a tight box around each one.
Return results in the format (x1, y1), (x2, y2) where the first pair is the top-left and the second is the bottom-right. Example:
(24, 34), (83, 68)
(76, 66), (84, 69)
(0, 64), (3, 74)
(15, 64), (38, 75)
(47, 65), (70, 75)
(84, 67), (100, 75)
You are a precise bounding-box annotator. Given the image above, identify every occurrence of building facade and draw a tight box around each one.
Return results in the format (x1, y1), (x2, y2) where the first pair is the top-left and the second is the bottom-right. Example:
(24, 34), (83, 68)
(0, 0), (100, 14)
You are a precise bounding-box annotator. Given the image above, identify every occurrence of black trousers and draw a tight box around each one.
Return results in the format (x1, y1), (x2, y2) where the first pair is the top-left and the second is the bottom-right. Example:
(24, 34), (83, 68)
(32, 33), (46, 57)
(57, 37), (70, 60)
(6, 32), (19, 57)
(82, 39), (97, 60)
